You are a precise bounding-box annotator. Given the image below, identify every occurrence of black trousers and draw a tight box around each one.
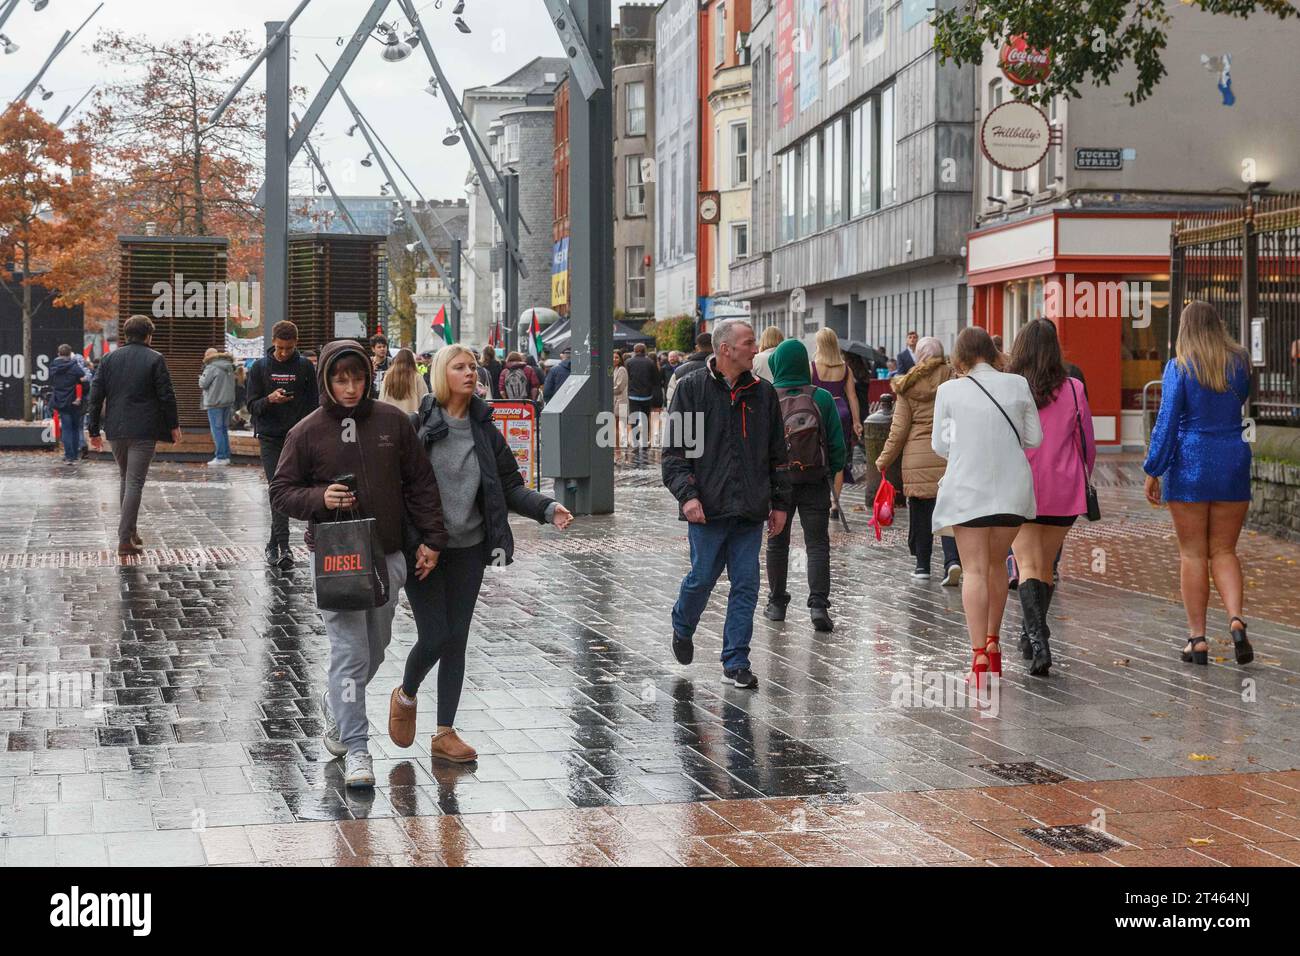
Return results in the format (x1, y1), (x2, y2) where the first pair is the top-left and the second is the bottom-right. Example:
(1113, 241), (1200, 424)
(258, 437), (289, 549)
(907, 496), (960, 570)
(402, 542), (487, 726)
(766, 481), (831, 609)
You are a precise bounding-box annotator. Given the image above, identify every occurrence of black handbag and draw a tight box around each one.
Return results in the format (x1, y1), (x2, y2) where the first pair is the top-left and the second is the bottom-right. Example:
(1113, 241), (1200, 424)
(1068, 379), (1101, 522)
(312, 439), (390, 610)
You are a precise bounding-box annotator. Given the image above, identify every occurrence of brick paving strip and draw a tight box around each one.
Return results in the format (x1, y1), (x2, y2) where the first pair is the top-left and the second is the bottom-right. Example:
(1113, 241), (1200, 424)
(1, 452), (1297, 867)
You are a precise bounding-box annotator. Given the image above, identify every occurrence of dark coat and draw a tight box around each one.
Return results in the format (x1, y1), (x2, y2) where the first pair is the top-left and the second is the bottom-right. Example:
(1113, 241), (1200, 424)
(895, 348), (916, 376)
(542, 359), (571, 402)
(407, 394), (555, 566)
(86, 342), (179, 441)
(49, 356), (92, 411)
(662, 356), (791, 523)
(246, 347), (319, 440)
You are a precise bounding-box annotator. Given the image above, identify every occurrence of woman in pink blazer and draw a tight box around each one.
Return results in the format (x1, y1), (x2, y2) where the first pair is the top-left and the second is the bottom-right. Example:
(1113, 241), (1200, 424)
(1009, 320), (1096, 677)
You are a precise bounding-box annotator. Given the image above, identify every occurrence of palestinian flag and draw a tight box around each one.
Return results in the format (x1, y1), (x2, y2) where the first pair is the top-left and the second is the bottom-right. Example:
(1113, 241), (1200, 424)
(431, 305), (453, 346)
(527, 309), (544, 361)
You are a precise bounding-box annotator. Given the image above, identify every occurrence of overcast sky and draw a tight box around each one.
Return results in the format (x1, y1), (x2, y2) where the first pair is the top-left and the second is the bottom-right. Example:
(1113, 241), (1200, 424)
(0, 0), (600, 199)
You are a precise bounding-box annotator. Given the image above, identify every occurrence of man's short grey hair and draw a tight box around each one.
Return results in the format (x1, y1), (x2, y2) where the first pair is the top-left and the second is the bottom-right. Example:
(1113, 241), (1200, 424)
(712, 318), (753, 350)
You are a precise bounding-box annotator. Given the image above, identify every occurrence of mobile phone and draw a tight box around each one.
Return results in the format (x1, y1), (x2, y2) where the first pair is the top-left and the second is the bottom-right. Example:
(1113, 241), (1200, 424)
(332, 473), (357, 494)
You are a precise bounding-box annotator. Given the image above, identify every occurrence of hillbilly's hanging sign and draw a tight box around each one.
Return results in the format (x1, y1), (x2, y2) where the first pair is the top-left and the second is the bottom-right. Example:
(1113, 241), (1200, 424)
(999, 36), (1051, 86)
(981, 101), (1051, 172)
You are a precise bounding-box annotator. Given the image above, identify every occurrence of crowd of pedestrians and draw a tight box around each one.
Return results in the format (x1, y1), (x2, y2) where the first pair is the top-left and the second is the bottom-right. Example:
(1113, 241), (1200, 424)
(62, 298), (1258, 783)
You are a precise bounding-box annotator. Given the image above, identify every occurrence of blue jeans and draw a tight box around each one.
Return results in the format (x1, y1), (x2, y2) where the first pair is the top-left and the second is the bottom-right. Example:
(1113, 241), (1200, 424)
(206, 406), (231, 460)
(57, 407), (82, 461)
(672, 517), (764, 672)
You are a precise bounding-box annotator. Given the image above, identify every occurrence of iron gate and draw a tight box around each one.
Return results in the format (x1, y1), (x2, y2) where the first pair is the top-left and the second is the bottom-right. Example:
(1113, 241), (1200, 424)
(1171, 194), (1300, 424)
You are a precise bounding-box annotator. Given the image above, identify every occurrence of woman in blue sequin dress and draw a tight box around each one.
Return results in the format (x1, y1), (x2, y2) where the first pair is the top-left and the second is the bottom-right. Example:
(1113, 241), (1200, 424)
(1143, 301), (1254, 667)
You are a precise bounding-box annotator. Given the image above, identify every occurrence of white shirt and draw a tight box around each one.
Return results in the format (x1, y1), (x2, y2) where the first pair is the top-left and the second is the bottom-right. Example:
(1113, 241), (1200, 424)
(930, 362), (1043, 530)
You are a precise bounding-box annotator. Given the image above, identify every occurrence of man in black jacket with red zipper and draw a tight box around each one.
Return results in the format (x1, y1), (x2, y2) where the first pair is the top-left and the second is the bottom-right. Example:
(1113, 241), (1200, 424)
(662, 319), (789, 689)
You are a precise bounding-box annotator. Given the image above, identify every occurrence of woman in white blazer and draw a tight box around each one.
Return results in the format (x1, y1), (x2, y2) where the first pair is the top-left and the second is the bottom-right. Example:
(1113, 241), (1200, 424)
(932, 327), (1043, 689)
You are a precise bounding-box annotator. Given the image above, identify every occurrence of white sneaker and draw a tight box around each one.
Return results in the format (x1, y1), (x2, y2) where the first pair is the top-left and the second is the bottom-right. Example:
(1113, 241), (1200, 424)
(943, 564), (963, 587)
(207, 458), (229, 466)
(321, 691), (347, 757)
(344, 751), (375, 789)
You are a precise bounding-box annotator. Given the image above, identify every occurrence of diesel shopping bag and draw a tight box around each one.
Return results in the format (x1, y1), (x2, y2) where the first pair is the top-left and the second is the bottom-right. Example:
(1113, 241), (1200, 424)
(314, 513), (389, 611)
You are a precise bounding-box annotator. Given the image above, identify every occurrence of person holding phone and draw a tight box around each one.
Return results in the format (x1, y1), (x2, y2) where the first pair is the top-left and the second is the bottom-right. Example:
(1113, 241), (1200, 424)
(247, 321), (319, 568)
(388, 344), (573, 763)
(270, 340), (447, 789)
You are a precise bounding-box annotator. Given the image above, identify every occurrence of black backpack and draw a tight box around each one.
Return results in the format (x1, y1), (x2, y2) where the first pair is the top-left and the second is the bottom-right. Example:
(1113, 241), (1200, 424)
(778, 385), (827, 483)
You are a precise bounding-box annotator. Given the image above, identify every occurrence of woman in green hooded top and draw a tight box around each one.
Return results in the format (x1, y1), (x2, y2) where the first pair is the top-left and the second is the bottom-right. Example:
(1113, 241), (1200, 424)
(763, 337), (847, 632)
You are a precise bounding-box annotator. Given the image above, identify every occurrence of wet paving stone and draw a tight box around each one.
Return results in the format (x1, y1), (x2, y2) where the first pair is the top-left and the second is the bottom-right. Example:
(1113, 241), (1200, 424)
(0, 451), (1297, 864)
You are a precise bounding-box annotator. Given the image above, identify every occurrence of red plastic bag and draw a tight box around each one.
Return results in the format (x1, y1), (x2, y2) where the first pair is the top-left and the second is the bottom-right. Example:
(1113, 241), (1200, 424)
(868, 478), (895, 541)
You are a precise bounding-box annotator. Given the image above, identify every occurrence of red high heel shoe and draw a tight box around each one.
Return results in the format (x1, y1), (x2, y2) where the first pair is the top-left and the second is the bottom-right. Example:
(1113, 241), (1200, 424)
(966, 645), (990, 692)
(986, 635), (1002, 676)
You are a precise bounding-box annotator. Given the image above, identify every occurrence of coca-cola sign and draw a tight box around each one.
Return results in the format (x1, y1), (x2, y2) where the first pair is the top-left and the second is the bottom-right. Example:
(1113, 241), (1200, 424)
(981, 101), (1050, 172)
(1000, 35), (1051, 86)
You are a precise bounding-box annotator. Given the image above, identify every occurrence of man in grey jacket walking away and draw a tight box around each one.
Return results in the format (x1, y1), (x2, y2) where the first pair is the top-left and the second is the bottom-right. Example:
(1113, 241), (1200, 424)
(199, 348), (236, 466)
(87, 315), (181, 557)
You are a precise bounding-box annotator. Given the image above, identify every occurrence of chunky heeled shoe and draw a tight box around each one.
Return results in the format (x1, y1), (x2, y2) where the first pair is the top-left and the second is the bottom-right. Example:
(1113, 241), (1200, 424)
(986, 636), (1002, 676)
(1019, 583), (1054, 659)
(1019, 579), (1052, 676)
(1229, 617), (1253, 665)
(1181, 636), (1209, 665)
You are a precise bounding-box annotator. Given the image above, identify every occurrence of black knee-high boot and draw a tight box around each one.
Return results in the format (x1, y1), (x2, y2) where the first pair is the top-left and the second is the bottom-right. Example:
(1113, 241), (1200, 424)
(1019, 579), (1052, 676)
(1019, 582), (1054, 659)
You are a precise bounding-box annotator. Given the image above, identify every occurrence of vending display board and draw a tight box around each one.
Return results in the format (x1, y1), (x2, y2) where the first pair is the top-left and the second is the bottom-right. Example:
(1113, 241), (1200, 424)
(491, 400), (539, 491)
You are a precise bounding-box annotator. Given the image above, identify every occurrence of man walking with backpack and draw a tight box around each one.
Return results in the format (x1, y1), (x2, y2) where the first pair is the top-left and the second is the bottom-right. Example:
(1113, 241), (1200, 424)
(662, 319), (789, 689)
(763, 337), (847, 632)
(498, 351), (541, 402)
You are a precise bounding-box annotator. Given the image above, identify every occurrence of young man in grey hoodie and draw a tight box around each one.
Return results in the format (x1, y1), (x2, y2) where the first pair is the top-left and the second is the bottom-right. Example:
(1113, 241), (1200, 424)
(199, 348), (237, 465)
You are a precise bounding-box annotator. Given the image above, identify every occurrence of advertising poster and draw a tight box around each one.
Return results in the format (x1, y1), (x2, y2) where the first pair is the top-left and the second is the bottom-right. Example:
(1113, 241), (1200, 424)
(826, 0), (850, 90)
(491, 400), (539, 490)
(550, 238), (569, 308)
(776, 0), (795, 127)
(798, 0), (821, 113)
(225, 295), (263, 360)
(864, 0), (886, 63)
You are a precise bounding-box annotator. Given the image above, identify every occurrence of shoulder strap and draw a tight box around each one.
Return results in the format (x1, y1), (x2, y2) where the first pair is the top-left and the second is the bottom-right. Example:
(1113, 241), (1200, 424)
(967, 374), (1021, 445)
(1068, 378), (1092, 479)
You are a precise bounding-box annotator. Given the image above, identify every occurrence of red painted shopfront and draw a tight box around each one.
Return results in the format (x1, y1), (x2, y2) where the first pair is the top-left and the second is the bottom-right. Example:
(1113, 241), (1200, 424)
(967, 210), (1175, 447)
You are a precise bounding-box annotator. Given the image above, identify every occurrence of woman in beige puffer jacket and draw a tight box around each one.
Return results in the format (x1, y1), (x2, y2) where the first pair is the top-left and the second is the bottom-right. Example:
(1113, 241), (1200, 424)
(875, 337), (962, 584)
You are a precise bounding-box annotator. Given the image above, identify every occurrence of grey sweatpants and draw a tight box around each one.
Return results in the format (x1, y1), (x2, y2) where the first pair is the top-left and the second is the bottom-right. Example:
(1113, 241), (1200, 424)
(111, 439), (157, 548)
(315, 550), (408, 754)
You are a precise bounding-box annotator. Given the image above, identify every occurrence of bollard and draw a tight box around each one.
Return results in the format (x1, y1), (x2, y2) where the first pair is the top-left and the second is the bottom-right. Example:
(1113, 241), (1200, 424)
(860, 394), (904, 509)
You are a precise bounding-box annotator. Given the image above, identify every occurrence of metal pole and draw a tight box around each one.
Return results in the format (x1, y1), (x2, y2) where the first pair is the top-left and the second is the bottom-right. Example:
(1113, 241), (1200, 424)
(504, 172), (520, 353)
(566, 0), (614, 514)
(13, 2), (103, 106)
(207, 0), (312, 127)
(263, 20), (290, 345)
(459, 112), (531, 236)
(1243, 195), (1260, 417)
(295, 113), (360, 234)
(450, 237), (462, 341)
(0, 0), (21, 34)
(56, 85), (95, 128)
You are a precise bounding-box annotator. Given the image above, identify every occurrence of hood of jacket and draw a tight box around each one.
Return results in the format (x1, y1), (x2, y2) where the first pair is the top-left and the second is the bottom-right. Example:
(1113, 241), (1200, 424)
(769, 338), (813, 388)
(204, 352), (234, 366)
(892, 356), (951, 401)
(51, 355), (84, 374)
(317, 339), (375, 421)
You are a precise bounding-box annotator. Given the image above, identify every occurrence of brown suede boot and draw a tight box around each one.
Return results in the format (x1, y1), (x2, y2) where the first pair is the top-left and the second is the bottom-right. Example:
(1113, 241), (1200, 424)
(429, 728), (477, 763)
(388, 687), (416, 748)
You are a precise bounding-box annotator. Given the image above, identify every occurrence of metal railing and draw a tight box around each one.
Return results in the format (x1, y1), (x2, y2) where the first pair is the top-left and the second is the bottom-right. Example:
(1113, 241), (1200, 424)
(1140, 379), (1162, 446)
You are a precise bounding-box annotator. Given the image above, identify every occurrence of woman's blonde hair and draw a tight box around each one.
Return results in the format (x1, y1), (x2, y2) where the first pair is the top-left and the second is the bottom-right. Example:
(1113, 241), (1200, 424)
(1175, 301), (1248, 393)
(382, 348), (420, 402)
(430, 344), (478, 405)
(812, 327), (844, 368)
(759, 326), (784, 352)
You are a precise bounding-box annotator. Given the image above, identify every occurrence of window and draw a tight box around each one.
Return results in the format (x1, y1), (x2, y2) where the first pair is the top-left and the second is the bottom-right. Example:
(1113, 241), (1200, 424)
(731, 122), (748, 186)
(625, 81), (646, 136)
(731, 222), (749, 261)
(716, 4), (727, 67)
(626, 246), (647, 311)
(879, 85), (896, 206)
(987, 79), (1005, 200)
(778, 151), (797, 244)
(626, 155), (646, 216)
(799, 134), (818, 237)
(851, 99), (873, 216)
(822, 116), (844, 226)
(657, 159), (668, 260)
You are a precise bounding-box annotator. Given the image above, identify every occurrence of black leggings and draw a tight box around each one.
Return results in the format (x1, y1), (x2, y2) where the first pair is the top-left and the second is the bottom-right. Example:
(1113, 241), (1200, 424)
(402, 542), (487, 726)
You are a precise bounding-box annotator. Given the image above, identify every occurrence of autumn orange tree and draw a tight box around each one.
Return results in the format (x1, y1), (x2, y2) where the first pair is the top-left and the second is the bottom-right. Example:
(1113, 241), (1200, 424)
(87, 30), (269, 279)
(0, 105), (106, 422)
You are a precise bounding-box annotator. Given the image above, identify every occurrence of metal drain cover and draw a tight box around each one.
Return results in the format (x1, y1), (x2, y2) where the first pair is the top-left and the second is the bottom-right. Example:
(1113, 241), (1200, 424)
(978, 762), (1070, 785)
(1019, 824), (1127, 854)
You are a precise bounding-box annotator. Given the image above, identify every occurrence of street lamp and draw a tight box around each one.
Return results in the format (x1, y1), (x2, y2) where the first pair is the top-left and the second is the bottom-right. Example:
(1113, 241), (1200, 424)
(360, 152), (373, 167)
(441, 126), (461, 147)
(31, 0), (50, 11)
(377, 23), (412, 61)
(452, 1), (465, 14)
(346, 123), (358, 136)
(424, 76), (438, 97)
(1, 34), (16, 54)
(36, 83), (53, 101)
